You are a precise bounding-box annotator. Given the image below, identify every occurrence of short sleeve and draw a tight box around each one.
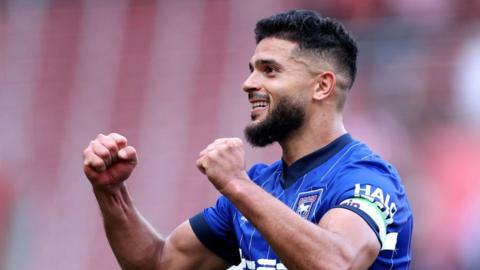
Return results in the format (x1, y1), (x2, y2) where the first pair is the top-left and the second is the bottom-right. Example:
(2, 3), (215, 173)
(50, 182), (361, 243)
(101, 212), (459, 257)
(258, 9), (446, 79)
(188, 164), (267, 265)
(328, 160), (404, 249)
(189, 195), (240, 265)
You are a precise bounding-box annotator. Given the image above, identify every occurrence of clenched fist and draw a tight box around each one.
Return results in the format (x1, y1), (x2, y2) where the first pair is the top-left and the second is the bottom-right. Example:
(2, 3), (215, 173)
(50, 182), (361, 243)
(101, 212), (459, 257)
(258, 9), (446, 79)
(83, 133), (138, 187)
(196, 138), (250, 194)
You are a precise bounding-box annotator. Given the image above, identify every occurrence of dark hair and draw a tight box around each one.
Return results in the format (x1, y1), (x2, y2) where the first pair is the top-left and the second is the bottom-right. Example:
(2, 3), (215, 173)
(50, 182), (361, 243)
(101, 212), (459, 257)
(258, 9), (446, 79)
(255, 9), (358, 89)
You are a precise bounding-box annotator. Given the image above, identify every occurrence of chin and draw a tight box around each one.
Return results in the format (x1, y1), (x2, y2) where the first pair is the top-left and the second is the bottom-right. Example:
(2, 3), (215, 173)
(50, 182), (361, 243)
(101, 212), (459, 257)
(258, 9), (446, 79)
(249, 117), (265, 126)
(251, 111), (269, 122)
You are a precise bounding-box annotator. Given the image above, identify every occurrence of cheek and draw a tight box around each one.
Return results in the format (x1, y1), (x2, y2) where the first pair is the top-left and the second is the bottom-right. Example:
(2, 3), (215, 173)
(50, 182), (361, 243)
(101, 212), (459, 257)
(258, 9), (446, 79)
(274, 80), (311, 101)
(264, 74), (312, 107)
(264, 79), (289, 99)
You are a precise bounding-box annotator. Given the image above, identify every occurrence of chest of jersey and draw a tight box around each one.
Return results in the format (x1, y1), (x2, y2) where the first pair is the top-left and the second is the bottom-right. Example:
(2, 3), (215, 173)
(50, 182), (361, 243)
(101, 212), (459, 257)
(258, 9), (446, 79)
(231, 170), (327, 269)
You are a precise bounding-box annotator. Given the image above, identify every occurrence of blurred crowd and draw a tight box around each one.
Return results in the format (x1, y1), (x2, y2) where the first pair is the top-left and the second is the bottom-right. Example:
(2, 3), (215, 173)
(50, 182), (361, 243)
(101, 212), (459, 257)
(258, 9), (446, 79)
(0, 0), (479, 269)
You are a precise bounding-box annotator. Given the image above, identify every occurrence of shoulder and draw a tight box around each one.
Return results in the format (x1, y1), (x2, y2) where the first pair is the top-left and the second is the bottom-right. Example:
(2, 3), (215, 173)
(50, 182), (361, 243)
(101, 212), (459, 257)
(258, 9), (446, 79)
(325, 140), (410, 224)
(333, 140), (401, 185)
(247, 161), (282, 184)
(322, 140), (412, 255)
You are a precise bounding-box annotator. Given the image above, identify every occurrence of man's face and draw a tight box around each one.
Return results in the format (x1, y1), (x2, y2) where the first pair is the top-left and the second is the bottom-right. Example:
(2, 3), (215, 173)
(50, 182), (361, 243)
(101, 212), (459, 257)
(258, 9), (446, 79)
(242, 38), (317, 147)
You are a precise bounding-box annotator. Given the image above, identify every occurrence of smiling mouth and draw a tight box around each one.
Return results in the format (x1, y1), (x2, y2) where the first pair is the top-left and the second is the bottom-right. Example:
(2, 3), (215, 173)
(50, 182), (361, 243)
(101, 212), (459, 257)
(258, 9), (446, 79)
(248, 93), (270, 111)
(249, 97), (270, 121)
(252, 100), (269, 110)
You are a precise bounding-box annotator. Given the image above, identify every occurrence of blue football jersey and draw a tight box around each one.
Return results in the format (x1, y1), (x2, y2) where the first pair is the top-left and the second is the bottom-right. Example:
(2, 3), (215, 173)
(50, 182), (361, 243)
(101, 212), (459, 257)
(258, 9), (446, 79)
(190, 134), (413, 269)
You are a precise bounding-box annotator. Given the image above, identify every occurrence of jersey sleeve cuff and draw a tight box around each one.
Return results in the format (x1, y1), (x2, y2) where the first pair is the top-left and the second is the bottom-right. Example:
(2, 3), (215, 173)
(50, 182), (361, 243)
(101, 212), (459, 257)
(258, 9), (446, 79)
(189, 212), (241, 266)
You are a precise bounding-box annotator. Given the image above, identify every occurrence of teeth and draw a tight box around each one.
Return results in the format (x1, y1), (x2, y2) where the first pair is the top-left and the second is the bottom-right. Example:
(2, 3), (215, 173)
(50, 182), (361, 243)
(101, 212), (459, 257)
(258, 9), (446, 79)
(252, 101), (268, 109)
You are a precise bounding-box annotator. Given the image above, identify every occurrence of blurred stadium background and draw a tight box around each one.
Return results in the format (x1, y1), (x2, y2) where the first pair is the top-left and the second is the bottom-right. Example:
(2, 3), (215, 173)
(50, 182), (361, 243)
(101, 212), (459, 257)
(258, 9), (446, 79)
(0, 0), (479, 269)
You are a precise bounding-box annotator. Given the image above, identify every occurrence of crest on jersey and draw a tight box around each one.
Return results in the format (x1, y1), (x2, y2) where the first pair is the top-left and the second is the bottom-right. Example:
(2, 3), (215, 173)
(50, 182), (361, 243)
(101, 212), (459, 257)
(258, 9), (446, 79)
(293, 189), (323, 219)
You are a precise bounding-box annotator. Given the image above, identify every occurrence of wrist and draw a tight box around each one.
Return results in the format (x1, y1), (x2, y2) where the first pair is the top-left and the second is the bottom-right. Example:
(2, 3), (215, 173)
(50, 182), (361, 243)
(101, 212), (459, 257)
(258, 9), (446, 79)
(220, 172), (251, 198)
(92, 182), (133, 210)
(93, 182), (136, 225)
(92, 182), (125, 196)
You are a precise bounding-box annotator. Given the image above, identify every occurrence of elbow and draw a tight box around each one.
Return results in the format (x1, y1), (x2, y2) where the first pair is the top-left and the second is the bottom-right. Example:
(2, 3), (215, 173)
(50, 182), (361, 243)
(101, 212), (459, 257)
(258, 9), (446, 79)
(119, 239), (163, 270)
(327, 241), (379, 270)
(329, 244), (357, 270)
(302, 244), (356, 270)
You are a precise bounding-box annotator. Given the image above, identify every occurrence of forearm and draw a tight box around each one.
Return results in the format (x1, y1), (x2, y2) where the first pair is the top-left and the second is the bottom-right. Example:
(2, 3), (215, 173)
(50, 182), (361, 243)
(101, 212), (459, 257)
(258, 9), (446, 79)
(196, 137), (375, 268)
(94, 183), (164, 270)
(224, 181), (353, 270)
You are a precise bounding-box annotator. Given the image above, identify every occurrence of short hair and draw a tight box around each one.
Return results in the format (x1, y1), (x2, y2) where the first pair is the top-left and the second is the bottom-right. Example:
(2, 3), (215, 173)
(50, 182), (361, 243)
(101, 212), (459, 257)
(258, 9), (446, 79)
(255, 9), (358, 89)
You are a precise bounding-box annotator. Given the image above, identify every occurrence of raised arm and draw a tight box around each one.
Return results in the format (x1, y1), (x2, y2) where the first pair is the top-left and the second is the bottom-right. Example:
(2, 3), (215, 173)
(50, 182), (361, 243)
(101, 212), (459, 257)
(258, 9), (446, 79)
(83, 133), (229, 270)
(223, 181), (380, 269)
(196, 138), (380, 270)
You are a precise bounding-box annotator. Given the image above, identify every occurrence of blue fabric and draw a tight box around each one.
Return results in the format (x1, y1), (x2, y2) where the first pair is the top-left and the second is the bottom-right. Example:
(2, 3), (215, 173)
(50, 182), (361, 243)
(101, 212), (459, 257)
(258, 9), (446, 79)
(190, 134), (413, 269)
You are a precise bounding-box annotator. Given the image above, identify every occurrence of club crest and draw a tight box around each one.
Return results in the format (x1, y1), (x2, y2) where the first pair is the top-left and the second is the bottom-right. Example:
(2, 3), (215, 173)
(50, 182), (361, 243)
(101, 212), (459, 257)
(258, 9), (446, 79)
(293, 189), (323, 219)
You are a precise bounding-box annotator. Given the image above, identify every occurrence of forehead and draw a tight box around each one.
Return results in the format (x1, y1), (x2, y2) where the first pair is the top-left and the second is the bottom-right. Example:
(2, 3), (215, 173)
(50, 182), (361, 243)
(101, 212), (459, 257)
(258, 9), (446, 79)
(250, 38), (298, 64)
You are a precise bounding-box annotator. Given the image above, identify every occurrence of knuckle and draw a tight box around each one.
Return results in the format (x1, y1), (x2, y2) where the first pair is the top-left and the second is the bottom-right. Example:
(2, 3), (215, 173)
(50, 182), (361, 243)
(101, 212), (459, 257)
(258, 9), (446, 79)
(125, 145), (135, 154)
(98, 151), (109, 160)
(234, 138), (243, 146)
(109, 132), (120, 137)
(219, 144), (229, 151)
(91, 157), (101, 166)
(93, 161), (106, 170)
(226, 140), (237, 149)
(212, 149), (221, 158)
(94, 146), (110, 159)
(207, 142), (216, 149)
(91, 158), (102, 166)
(201, 157), (209, 166)
(205, 152), (214, 161)
(97, 134), (115, 148)
(110, 132), (127, 143)
(128, 147), (139, 162)
(104, 141), (118, 153)
(82, 148), (91, 158)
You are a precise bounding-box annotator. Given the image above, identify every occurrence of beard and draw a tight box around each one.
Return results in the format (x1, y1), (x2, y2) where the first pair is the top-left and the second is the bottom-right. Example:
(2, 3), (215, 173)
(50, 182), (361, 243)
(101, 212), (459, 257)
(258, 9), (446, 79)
(244, 96), (306, 147)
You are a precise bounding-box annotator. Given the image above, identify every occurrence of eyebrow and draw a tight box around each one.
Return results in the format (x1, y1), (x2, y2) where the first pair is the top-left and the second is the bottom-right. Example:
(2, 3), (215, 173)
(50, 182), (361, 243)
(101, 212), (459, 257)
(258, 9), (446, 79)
(249, 59), (282, 72)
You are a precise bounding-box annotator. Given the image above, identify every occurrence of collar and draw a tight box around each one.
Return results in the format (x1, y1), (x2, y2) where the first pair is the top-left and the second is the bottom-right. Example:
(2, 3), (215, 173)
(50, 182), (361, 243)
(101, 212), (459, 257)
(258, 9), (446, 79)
(281, 133), (353, 188)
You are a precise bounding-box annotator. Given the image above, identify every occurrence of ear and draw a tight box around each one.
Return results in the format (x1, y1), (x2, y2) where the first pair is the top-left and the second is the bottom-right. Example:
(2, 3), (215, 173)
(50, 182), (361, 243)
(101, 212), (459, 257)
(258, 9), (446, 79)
(312, 71), (336, 101)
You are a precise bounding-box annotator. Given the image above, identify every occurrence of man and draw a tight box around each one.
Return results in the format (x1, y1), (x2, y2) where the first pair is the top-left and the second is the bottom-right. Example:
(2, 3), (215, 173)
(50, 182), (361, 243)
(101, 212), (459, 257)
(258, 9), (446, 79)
(83, 9), (412, 270)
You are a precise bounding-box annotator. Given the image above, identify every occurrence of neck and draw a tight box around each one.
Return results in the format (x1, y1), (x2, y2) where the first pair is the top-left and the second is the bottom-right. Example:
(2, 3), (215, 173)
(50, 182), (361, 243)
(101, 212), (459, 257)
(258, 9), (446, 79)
(279, 114), (347, 165)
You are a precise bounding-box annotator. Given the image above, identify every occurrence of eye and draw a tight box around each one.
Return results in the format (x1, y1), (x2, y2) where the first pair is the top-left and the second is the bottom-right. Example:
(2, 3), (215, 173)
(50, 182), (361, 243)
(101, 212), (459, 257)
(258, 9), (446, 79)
(264, 66), (275, 76)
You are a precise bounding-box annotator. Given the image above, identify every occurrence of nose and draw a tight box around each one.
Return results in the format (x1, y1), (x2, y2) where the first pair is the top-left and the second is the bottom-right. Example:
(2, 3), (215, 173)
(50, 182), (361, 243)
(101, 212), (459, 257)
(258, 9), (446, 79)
(242, 72), (261, 93)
